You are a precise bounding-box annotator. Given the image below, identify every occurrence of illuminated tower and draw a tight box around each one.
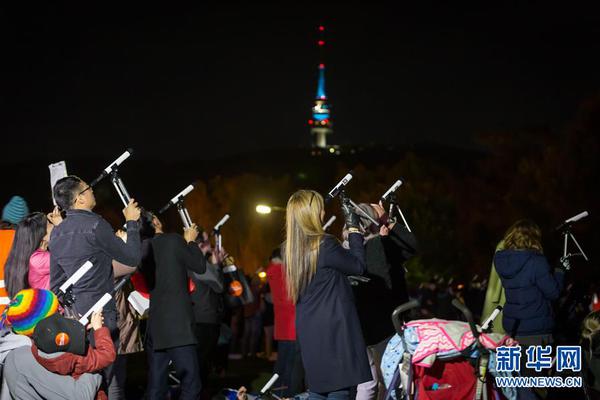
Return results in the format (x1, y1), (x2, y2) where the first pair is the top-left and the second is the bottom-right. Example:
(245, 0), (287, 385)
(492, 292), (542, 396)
(309, 25), (332, 148)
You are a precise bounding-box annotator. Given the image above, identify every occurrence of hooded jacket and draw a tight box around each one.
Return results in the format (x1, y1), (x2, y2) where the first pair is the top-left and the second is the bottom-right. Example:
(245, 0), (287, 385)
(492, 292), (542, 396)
(494, 249), (564, 336)
(3, 346), (102, 400)
(31, 327), (116, 400)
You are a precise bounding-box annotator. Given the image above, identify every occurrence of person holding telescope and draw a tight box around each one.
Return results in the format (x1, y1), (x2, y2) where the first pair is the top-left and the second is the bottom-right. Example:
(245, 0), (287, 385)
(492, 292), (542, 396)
(494, 219), (565, 399)
(49, 175), (142, 393)
(137, 211), (209, 400)
(284, 189), (371, 400)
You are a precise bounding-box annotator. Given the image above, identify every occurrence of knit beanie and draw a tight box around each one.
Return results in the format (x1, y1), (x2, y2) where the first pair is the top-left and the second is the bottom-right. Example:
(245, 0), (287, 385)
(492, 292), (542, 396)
(2, 196), (29, 225)
(3, 289), (59, 336)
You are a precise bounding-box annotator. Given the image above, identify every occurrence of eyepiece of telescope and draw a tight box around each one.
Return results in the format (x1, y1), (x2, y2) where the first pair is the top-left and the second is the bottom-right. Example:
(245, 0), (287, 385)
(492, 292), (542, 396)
(481, 306), (502, 331)
(381, 179), (403, 202)
(213, 214), (230, 232)
(566, 211), (589, 224)
(323, 215), (336, 231)
(159, 184), (195, 214)
(79, 293), (112, 326)
(259, 373), (280, 394)
(90, 149), (133, 187)
(326, 172), (353, 202)
(556, 210), (590, 231)
(59, 260), (94, 293)
(103, 149), (132, 174)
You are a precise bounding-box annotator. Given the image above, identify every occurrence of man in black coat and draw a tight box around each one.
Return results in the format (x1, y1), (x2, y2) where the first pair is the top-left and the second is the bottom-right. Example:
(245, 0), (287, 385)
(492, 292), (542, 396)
(349, 203), (417, 400)
(142, 215), (207, 400)
(352, 203), (418, 346)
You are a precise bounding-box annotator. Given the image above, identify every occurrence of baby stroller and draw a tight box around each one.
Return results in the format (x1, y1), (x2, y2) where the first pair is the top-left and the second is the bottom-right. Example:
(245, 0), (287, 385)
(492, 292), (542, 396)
(381, 299), (517, 400)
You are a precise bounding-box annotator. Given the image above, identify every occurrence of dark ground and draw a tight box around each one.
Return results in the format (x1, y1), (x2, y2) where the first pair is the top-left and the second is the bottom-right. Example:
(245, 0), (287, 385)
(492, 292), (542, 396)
(120, 341), (588, 400)
(124, 352), (276, 400)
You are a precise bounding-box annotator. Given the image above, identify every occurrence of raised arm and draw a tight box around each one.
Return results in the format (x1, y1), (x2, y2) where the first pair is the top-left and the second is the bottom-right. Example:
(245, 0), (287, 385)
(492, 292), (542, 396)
(178, 236), (207, 275)
(95, 218), (142, 267)
(73, 325), (117, 376)
(533, 255), (564, 301)
(321, 233), (366, 276)
(386, 223), (418, 260)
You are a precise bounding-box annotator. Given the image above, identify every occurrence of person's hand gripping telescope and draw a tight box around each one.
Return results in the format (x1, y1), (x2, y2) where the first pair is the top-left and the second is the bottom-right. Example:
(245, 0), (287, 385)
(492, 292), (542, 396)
(184, 224), (200, 243)
(123, 198), (141, 222)
(340, 192), (361, 232)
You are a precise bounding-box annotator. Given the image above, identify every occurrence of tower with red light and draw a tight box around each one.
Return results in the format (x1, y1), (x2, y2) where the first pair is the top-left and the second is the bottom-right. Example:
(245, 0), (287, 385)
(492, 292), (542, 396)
(310, 25), (333, 148)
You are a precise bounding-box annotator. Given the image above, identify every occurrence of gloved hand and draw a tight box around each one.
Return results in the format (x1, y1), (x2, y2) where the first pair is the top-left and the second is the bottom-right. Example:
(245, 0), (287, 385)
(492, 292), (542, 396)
(340, 193), (361, 230)
(558, 256), (570, 272)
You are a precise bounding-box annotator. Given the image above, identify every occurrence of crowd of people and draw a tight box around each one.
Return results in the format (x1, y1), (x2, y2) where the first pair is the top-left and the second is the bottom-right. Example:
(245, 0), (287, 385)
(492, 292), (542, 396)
(0, 178), (597, 400)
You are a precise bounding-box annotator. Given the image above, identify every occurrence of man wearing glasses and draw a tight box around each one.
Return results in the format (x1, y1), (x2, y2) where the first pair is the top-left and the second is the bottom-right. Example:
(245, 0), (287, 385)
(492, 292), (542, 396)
(49, 175), (142, 394)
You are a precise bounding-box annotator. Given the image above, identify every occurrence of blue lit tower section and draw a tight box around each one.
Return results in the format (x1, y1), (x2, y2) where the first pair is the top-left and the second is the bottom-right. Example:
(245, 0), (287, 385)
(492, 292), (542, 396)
(309, 25), (333, 148)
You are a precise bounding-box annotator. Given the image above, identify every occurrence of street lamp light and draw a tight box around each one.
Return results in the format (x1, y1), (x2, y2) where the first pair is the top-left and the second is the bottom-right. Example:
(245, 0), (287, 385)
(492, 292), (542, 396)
(256, 205), (272, 214)
(256, 204), (285, 215)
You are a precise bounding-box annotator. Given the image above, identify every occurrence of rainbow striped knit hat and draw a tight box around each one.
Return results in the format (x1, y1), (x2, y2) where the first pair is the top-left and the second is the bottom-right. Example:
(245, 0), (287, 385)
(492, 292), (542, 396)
(2, 289), (59, 336)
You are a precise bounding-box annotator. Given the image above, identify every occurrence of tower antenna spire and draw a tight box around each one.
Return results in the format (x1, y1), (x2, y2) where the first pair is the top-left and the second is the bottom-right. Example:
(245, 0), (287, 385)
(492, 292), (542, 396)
(310, 25), (333, 149)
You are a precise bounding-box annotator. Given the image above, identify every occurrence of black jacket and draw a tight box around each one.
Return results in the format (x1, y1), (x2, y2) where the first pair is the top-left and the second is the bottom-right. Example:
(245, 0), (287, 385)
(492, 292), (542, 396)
(189, 262), (225, 324)
(354, 224), (418, 345)
(296, 233), (372, 393)
(144, 233), (206, 350)
(49, 209), (141, 327)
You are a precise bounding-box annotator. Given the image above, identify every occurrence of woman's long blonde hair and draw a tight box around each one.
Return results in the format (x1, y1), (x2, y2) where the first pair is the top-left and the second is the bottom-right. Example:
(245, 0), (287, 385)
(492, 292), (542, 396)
(284, 190), (325, 304)
(502, 219), (543, 253)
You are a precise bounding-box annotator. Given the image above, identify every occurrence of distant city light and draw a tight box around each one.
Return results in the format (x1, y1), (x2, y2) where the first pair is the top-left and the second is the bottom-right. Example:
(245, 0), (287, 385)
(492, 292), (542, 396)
(329, 147), (335, 153)
(319, 63), (325, 69)
(318, 40), (325, 46)
(319, 26), (325, 31)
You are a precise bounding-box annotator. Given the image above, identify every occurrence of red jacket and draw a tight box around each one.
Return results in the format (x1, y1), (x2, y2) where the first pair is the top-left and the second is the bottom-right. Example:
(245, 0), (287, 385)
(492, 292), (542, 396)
(266, 261), (296, 340)
(32, 326), (117, 400)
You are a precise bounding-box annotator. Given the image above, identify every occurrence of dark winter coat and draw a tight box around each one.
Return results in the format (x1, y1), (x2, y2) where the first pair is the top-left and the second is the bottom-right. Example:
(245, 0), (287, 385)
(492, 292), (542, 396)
(296, 233), (372, 393)
(494, 249), (564, 336)
(189, 262), (225, 324)
(354, 224), (418, 345)
(49, 209), (141, 336)
(143, 233), (206, 350)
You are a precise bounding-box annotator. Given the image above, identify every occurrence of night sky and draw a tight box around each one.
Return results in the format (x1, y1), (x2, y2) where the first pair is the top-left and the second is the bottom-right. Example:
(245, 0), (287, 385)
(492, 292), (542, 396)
(3, 3), (600, 163)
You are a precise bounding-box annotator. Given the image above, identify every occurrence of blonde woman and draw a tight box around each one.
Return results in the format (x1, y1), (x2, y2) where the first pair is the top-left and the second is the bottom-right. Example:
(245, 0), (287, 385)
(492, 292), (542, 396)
(285, 190), (371, 400)
(494, 219), (565, 342)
